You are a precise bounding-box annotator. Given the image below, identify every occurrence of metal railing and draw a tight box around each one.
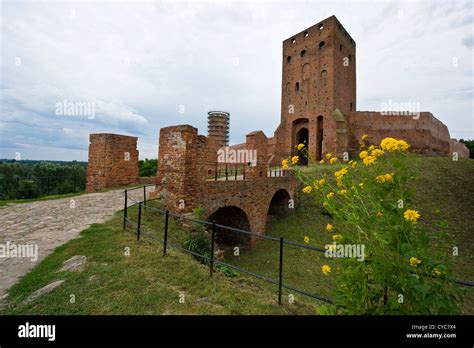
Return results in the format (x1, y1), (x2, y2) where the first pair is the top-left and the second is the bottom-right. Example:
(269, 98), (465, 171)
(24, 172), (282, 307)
(121, 186), (474, 308)
(267, 165), (289, 177)
(207, 162), (247, 181)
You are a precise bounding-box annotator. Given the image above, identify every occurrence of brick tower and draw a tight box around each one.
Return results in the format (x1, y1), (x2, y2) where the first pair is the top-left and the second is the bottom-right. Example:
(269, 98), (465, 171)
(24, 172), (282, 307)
(273, 15), (356, 162)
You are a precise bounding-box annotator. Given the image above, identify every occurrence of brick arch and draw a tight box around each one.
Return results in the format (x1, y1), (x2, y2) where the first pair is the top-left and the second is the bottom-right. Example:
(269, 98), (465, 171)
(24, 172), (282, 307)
(267, 188), (292, 220)
(208, 205), (252, 248)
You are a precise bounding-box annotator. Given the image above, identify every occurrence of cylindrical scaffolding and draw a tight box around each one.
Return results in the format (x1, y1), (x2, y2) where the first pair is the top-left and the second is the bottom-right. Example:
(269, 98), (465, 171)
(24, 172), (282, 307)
(207, 111), (230, 148)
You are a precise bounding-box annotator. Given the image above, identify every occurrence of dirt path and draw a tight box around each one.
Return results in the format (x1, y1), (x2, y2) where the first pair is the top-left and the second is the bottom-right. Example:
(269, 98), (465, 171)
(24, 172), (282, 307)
(0, 187), (153, 299)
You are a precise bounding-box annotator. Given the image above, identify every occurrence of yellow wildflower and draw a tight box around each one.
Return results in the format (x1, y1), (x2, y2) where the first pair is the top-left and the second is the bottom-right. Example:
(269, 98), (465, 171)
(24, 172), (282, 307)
(404, 209), (420, 223)
(319, 159), (325, 164)
(359, 151), (368, 159)
(326, 223), (334, 232)
(351, 161), (357, 168)
(431, 268), (443, 277)
(302, 185), (313, 193)
(330, 157), (338, 164)
(339, 189), (347, 195)
(322, 264), (331, 276)
(380, 137), (410, 152)
(326, 192), (334, 199)
(368, 145), (375, 151)
(304, 236), (310, 244)
(361, 134), (368, 141)
(282, 159), (288, 166)
(318, 178), (326, 186)
(375, 173), (393, 184)
(409, 257), (422, 267)
(334, 167), (348, 178)
(297, 143), (305, 150)
(371, 149), (385, 157)
(358, 183), (364, 188)
(332, 234), (342, 242)
(291, 155), (299, 165)
(325, 153), (332, 159)
(322, 201), (328, 207)
(363, 155), (376, 166)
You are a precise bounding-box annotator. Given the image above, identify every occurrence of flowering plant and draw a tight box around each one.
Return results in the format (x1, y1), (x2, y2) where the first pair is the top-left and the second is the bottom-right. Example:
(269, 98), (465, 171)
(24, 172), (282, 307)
(283, 136), (462, 314)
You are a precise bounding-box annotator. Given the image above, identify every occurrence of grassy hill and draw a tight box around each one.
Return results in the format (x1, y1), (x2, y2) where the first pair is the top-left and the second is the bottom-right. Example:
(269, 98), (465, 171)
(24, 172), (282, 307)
(1, 156), (472, 314)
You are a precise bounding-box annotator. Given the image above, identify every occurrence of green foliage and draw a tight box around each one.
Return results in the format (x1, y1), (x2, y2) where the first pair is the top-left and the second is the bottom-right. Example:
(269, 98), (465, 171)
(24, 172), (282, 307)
(216, 265), (239, 278)
(17, 180), (40, 199)
(138, 158), (157, 177)
(459, 139), (474, 159)
(291, 138), (463, 314)
(183, 207), (211, 264)
(0, 161), (86, 199)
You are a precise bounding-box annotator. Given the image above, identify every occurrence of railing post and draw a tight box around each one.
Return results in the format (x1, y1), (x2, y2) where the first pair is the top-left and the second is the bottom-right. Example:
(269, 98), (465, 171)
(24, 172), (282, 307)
(210, 222), (216, 277)
(214, 162), (218, 181)
(225, 164), (228, 181)
(143, 185), (146, 210)
(278, 236), (284, 305)
(123, 190), (128, 230)
(137, 202), (142, 241)
(163, 210), (169, 256)
(234, 164), (237, 180)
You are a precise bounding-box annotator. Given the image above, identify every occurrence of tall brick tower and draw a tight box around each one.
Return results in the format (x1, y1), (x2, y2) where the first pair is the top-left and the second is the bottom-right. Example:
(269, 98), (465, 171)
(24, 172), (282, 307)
(273, 15), (356, 162)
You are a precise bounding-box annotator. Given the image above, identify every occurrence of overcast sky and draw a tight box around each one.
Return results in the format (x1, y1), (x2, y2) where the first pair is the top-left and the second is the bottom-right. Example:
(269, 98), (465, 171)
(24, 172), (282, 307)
(0, 0), (473, 161)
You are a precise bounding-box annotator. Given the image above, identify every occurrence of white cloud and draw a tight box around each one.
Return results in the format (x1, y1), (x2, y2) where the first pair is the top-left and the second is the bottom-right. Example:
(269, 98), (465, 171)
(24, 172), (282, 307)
(1, 0), (472, 160)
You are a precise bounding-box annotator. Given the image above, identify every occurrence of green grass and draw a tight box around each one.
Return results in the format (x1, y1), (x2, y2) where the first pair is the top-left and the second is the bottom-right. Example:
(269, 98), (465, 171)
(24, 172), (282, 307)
(0, 192), (86, 207)
(1, 212), (316, 315)
(1, 155), (472, 314)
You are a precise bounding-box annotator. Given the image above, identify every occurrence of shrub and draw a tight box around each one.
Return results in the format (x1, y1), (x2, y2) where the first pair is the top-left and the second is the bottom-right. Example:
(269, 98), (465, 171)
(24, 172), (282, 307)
(286, 136), (462, 314)
(17, 180), (40, 199)
(183, 208), (211, 264)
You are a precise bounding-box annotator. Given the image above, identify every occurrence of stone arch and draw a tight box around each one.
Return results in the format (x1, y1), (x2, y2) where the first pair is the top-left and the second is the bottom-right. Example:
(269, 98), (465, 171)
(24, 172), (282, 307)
(296, 128), (309, 165)
(208, 206), (251, 248)
(267, 189), (292, 222)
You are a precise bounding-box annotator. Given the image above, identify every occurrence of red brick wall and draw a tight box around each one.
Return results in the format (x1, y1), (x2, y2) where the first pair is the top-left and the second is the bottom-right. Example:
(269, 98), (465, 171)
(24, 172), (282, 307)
(155, 125), (297, 242)
(347, 111), (453, 155)
(273, 15), (356, 162)
(86, 133), (139, 192)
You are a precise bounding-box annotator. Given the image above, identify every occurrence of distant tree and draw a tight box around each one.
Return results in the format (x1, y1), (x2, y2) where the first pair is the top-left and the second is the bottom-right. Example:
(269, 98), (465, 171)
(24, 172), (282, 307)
(459, 139), (474, 159)
(138, 159), (158, 177)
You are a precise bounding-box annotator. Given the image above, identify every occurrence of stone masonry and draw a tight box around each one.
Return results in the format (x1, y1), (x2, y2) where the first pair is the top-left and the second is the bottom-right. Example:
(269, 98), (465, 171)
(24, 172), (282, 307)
(85, 14), (469, 242)
(267, 15), (469, 163)
(154, 125), (297, 245)
(86, 133), (139, 192)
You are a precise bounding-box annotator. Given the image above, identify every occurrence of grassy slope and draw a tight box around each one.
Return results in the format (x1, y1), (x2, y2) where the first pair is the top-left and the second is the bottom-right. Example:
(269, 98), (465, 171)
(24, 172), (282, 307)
(223, 156), (474, 313)
(1, 213), (315, 315)
(1, 156), (472, 314)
